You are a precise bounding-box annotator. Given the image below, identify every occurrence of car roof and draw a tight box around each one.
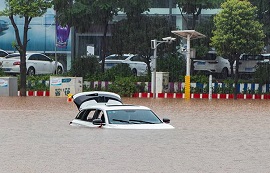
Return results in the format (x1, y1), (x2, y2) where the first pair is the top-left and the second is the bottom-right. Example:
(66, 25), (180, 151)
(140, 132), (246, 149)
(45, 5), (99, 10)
(81, 104), (151, 111)
(4, 52), (47, 58)
(107, 54), (134, 56)
(105, 54), (135, 59)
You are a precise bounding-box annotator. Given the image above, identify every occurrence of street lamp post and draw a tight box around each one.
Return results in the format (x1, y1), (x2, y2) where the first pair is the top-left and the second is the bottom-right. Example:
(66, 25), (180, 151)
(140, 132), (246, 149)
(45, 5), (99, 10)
(151, 37), (176, 99)
(171, 30), (206, 99)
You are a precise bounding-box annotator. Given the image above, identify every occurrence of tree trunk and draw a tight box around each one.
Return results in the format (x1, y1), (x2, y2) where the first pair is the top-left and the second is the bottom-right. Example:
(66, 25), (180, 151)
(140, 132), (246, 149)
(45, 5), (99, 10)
(20, 51), (27, 96)
(9, 15), (31, 96)
(20, 18), (31, 96)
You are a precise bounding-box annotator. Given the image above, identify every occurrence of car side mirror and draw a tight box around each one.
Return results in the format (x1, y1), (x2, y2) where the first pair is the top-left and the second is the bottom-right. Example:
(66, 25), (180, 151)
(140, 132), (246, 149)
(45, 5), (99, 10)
(92, 119), (104, 125)
(163, 118), (170, 124)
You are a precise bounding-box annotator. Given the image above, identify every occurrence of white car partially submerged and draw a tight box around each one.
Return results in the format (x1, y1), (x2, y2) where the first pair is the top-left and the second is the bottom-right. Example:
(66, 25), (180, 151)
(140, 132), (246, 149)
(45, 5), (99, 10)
(70, 91), (174, 130)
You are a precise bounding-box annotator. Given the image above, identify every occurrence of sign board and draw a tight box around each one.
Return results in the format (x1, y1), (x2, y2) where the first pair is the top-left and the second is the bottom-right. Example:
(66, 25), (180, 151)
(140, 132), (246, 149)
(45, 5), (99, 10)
(151, 72), (169, 93)
(87, 45), (94, 56)
(0, 77), (18, 96)
(50, 77), (83, 97)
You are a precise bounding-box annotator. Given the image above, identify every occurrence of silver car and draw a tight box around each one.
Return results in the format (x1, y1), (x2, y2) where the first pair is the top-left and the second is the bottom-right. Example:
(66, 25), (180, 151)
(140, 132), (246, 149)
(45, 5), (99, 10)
(100, 54), (148, 76)
(0, 53), (63, 75)
(193, 51), (231, 78)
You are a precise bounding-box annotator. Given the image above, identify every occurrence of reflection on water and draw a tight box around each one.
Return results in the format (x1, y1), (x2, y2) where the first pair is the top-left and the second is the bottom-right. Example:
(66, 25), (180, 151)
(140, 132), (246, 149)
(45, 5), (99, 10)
(1, 97), (270, 173)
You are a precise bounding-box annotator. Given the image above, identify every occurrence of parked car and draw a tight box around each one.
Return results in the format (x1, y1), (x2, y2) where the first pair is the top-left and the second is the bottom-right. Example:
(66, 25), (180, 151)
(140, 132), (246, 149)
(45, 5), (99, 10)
(70, 91), (174, 129)
(193, 50), (230, 78)
(0, 20), (9, 32)
(0, 49), (8, 58)
(233, 54), (270, 76)
(100, 54), (148, 76)
(0, 53), (63, 75)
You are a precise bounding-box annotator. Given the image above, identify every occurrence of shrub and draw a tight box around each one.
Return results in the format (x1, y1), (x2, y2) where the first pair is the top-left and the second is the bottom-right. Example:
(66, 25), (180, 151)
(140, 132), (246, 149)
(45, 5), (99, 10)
(85, 63), (135, 81)
(157, 52), (186, 82)
(108, 76), (138, 97)
(254, 63), (270, 84)
(70, 55), (100, 78)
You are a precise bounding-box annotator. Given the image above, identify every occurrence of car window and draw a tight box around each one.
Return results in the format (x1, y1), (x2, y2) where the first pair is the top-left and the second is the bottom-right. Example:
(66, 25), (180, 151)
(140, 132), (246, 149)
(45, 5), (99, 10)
(28, 54), (38, 60)
(76, 109), (95, 121)
(196, 53), (217, 60)
(5, 53), (20, 58)
(39, 54), (51, 61)
(262, 54), (270, 60)
(106, 55), (129, 60)
(130, 55), (144, 62)
(241, 55), (264, 61)
(0, 51), (8, 57)
(76, 109), (105, 122)
(107, 109), (162, 124)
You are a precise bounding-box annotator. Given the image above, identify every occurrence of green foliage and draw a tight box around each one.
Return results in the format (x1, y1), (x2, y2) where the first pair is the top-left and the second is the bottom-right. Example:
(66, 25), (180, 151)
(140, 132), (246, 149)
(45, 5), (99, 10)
(156, 52), (186, 82)
(176, 0), (224, 29)
(54, 0), (119, 33)
(108, 76), (138, 97)
(211, 0), (265, 98)
(254, 63), (270, 84)
(0, 69), (5, 77)
(221, 78), (234, 93)
(85, 63), (134, 81)
(191, 75), (208, 84)
(176, 0), (223, 14)
(192, 16), (215, 56)
(109, 15), (176, 74)
(211, 0), (265, 58)
(249, 0), (270, 44)
(16, 75), (50, 91)
(0, 0), (52, 96)
(0, 0), (51, 17)
(70, 55), (101, 79)
(119, 0), (150, 18)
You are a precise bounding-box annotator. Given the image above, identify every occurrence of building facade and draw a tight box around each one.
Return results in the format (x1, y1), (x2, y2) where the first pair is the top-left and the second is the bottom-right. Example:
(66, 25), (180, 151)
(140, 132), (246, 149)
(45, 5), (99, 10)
(0, 0), (218, 71)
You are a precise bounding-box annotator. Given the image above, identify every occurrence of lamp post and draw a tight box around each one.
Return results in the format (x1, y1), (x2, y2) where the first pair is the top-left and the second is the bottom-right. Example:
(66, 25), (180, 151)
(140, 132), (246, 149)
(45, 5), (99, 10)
(151, 37), (176, 99)
(171, 30), (206, 99)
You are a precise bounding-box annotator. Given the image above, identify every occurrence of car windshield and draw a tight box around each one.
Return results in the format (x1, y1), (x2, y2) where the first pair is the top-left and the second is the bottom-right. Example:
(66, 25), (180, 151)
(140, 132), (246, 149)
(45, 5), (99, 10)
(241, 55), (264, 61)
(105, 55), (129, 60)
(106, 109), (162, 124)
(196, 53), (216, 60)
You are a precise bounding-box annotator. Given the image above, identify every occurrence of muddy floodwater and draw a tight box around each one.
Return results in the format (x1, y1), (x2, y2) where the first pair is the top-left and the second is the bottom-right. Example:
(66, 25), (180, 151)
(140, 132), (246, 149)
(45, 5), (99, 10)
(0, 97), (270, 173)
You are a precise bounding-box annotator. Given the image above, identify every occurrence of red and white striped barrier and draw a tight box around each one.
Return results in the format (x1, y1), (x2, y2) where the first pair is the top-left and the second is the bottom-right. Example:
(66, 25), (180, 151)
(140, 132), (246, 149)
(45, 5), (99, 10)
(18, 91), (50, 96)
(132, 93), (270, 99)
(16, 91), (270, 99)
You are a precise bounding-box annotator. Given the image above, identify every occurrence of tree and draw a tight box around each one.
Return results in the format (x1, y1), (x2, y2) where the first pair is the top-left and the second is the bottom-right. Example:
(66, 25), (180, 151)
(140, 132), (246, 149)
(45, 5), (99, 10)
(54, 0), (120, 73)
(118, 0), (150, 19)
(109, 15), (175, 75)
(249, 0), (270, 48)
(0, 0), (52, 96)
(211, 0), (265, 99)
(176, 0), (224, 29)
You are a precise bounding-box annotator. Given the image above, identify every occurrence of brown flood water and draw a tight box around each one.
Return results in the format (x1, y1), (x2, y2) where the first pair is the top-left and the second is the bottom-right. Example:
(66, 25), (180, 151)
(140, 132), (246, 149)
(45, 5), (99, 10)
(0, 97), (270, 173)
